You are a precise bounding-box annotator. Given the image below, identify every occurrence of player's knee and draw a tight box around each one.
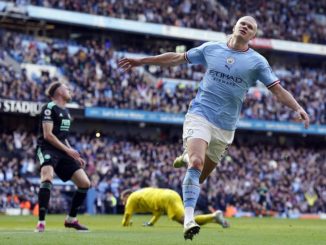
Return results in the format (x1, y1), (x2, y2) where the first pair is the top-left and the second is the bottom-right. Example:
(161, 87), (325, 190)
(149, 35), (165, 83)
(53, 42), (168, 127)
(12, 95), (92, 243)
(41, 168), (54, 182)
(189, 155), (204, 169)
(85, 179), (91, 189)
(78, 178), (91, 189)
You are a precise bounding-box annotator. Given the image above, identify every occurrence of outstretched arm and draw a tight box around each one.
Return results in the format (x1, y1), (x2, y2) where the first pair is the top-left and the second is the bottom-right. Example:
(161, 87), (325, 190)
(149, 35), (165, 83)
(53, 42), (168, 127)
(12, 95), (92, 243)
(269, 84), (310, 128)
(118, 52), (187, 72)
(122, 212), (133, 226)
(122, 201), (134, 226)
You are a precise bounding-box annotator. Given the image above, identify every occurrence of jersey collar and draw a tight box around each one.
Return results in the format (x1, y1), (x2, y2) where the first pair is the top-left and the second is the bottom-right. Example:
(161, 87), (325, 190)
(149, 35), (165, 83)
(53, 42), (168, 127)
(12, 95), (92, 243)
(226, 40), (250, 52)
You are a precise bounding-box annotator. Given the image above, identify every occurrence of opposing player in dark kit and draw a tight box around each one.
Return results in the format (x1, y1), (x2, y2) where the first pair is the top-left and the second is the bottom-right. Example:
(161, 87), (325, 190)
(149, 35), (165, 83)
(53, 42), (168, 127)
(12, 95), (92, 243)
(35, 82), (91, 232)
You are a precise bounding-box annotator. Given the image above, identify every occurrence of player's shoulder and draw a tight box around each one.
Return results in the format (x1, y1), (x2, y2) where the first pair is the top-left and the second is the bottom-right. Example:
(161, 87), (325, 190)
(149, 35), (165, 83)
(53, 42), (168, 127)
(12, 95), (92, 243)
(200, 41), (224, 50)
(248, 49), (270, 67)
(142, 187), (157, 193)
(162, 188), (179, 196)
(247, 48), (270, 69)
(141, 187), (162, 196)
(195, 41), (225, 56)
(43, 101), (57, 110)
(41, 101), (59, 116)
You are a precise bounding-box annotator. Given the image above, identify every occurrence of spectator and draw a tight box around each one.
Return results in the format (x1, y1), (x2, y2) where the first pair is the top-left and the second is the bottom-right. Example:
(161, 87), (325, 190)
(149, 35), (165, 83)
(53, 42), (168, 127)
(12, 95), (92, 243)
(0, 130), (325, 215)
(1, 30), (325, 124)
(28, 0), (326, 44)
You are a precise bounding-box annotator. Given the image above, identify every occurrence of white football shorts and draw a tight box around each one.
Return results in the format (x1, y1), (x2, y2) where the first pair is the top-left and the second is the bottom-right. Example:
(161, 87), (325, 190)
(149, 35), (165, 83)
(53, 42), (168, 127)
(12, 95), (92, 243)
(182, 113), (235, 163)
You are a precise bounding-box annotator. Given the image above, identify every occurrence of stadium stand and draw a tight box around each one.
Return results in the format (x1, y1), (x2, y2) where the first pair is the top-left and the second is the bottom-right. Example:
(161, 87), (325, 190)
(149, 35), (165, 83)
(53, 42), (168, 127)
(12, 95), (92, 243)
(0, 30), (325, 124)
(0, 130), (325, 216)
(29, 0), (326, 44)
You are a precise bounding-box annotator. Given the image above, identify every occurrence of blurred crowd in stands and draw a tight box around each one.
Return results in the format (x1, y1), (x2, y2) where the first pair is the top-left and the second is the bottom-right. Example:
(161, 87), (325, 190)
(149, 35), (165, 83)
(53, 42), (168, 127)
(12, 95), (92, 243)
(1, 31), (325, 124)
(1, 131), (325, 216)
(27, 0), (326, 44)
(0, 131), (69, 214)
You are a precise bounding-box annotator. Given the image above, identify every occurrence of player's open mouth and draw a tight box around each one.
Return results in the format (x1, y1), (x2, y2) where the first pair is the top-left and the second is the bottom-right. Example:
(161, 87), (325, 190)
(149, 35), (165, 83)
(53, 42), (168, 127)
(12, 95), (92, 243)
(240, 30), (246, 35)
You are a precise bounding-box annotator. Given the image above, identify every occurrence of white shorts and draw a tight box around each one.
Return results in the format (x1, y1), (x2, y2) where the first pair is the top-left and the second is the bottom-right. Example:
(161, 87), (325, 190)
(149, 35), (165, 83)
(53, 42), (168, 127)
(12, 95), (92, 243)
(182, 113), (235, 163)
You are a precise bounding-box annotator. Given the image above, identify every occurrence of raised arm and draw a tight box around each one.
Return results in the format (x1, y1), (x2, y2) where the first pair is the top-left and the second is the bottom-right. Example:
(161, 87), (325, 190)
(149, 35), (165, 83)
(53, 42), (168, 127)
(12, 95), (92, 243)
(269, 84), (310, 128)
(118, 52), (187, 72)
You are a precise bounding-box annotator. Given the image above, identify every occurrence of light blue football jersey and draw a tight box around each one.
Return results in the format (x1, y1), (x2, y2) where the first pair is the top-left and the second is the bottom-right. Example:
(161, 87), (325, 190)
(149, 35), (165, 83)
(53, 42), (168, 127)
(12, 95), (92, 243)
(185, 41), (279, 131)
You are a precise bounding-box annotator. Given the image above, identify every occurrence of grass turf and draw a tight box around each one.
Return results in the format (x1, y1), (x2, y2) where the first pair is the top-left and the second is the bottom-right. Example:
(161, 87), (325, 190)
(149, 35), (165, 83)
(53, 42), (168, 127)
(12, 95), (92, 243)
(0, 215), (325, 245)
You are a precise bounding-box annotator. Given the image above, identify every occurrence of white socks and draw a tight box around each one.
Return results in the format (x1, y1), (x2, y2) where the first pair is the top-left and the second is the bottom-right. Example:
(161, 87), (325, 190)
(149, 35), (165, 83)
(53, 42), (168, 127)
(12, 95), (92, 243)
(66, 216), (77, 222)
(184, 207), (195, 226)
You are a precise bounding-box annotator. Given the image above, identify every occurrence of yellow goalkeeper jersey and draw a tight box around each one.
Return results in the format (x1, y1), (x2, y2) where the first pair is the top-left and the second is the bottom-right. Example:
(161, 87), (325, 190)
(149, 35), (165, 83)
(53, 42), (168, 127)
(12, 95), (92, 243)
(122, 187), (184, 226)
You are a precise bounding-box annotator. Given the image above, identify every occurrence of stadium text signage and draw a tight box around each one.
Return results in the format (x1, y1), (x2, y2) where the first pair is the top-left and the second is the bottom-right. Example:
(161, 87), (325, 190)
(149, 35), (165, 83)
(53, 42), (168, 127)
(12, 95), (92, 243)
(85, 107), (184, 125)
(0, 99), (43, 116)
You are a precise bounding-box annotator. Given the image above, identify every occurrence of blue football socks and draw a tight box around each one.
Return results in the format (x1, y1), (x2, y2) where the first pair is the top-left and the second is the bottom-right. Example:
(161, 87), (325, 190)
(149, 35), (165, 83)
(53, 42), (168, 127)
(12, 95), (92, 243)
(182, 168), (201, 208)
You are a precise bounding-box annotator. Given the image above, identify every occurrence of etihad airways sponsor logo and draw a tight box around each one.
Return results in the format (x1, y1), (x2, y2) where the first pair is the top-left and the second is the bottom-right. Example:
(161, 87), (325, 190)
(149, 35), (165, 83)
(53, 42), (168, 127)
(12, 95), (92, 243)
(208, 69), (244, 86)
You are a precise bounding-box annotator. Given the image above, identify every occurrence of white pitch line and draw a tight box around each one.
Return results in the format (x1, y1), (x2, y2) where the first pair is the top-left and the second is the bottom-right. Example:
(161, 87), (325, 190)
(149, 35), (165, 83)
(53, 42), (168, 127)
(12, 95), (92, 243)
(0, 229), (120, 234)
(0, 229), (94, 234)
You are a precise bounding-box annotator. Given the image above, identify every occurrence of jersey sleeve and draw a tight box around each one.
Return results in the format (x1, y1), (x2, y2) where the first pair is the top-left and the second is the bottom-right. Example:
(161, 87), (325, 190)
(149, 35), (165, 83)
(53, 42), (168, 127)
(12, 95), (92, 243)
(256, 57), (280, 89)
(41, 105), (54, 123)
(185, 42), (214, 65)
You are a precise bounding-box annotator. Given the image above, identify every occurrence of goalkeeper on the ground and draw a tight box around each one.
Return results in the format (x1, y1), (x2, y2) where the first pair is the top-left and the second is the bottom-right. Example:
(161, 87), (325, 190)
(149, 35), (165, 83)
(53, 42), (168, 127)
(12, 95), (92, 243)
(121, 187), (229, 228)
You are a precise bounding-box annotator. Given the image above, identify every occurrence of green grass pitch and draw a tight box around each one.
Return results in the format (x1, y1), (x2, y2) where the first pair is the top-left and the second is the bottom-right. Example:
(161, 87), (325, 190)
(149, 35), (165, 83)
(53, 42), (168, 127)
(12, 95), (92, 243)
(0, 215), (325, 245)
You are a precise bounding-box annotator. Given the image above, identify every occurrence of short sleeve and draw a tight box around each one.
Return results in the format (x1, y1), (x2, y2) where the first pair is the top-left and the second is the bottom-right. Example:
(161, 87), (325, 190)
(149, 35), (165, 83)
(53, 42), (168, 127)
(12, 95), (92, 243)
(41, 106), (54, 123)
(256, 58), (280, 89)
(185, 42), (214, 65)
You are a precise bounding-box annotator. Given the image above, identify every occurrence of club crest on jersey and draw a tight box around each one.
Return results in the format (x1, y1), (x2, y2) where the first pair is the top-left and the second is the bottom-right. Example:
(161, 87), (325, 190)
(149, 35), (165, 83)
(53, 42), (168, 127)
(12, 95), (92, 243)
(226, 57), (235, 65)
(225, 57), (235, 71)
(44, 109), (51, 116)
